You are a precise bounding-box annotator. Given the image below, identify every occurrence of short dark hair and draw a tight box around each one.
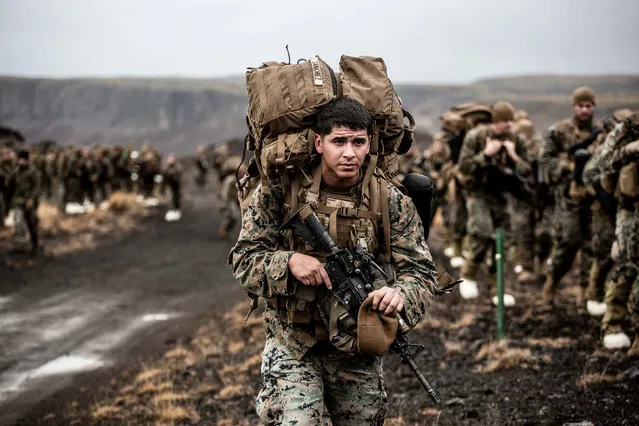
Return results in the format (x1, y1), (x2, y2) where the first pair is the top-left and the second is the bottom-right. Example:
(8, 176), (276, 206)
(315, 98), (373, 137)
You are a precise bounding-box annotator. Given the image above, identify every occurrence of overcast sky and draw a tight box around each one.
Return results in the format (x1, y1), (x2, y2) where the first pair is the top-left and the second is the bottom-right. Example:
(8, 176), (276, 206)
(1, 0), (638, 84)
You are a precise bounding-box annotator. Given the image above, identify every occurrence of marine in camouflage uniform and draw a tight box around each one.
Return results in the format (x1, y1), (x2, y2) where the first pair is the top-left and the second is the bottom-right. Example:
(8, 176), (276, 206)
(1, 147), (16, 222)
(218, 158), (246, 240)
(587, 112), (639, 355)
(162, 154), (183, 214)
(211, 142), (231, 190)
(110, 145), (132, 193)
(582, 109), (635, 316)
(136, 144), (162, 199)
(95, 147), (114, 203)
(80, 147), (99, 205)
(194, 144), (210, 188)
(62, 148), (84, 205)
(510, 119), (539, 282)
(409, 132), (451, 228)
(11, 150), (41, 255)
(439, 112), (469, 263)
(230, 99), (437, 425)
(456, 101), (532, 305)
(540, 87), (605, 306)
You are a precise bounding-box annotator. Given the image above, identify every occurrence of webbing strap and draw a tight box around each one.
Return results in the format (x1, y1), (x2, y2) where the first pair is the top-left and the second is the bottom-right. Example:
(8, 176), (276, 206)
(307, 165), (322, 203)
(380, 177), (392, 262)
(328, 209), (339, 243)
(361, 124), (380, 195)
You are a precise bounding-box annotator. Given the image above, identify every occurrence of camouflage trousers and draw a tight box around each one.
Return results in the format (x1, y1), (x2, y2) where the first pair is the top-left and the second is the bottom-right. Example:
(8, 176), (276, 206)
(220, 202), (240, 233)
(602, 208), (639, 334)
(547, 201), (592, 288)
(586, 207), (616, 302)
(446, 186), (467, 249)
(64, 177), (83, 204)
(510, 198), (535, 272)
(460, 196), (510, 293)
(256, 338), (387, 426)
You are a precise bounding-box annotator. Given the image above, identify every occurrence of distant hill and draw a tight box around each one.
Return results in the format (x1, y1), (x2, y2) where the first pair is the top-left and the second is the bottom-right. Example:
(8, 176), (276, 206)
(1, 74), (638, 155)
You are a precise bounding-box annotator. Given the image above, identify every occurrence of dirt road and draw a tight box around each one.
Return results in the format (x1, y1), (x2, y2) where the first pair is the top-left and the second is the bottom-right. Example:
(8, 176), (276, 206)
(0, 179), (243, 425)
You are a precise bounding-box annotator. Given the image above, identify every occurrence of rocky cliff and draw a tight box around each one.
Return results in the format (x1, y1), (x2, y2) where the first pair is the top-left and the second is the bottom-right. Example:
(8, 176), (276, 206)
(2, 75), (639, 155)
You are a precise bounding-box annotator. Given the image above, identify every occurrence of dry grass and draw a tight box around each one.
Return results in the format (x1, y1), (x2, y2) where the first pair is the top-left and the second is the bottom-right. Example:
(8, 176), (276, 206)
(91, 405), (122, 420)
(474, 340), (537, 374)
(577, 373), (619, 388)
(413, 317), (443, 330)
(152, 392), (191, 405)
(12, 192), (150, 257)
(228, 341), (246, 354)
(450, 313), (476, 329)
(217, 384), (248, 400)
(136, 381), (173, 396)
(526, 337), (575, 349)
(165, 346), (193, 358)
(156, 405), (199, 423)
(443, 340), (463, 357)
(135, 368), (164, 384)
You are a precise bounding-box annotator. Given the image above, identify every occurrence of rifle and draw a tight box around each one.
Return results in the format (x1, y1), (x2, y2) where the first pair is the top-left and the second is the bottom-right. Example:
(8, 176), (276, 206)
(568, 128), (603, 156)
(483, 163), (533, 203)
(573, 149), (618, 215)
(282, 204), (446, 405)
(403, 173), (434, 239)
(530, 158), (550, 218)
(573, 149), (590, 185)
(447, 133), (465, 164)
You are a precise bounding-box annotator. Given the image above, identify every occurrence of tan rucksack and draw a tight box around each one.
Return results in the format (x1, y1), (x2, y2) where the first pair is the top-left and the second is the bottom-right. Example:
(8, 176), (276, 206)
(239, 55), (415, 212)
(449, 102), (493, 130)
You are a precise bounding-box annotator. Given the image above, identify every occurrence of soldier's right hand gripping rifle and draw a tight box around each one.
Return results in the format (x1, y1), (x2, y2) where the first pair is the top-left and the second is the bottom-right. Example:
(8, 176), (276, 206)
(282, 174), (460, 405)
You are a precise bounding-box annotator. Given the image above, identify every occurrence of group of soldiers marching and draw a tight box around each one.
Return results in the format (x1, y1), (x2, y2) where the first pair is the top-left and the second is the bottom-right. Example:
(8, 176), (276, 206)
(202, 142), (247, 240)
(402, 87), (639, 357)
(1, 138), (187, 255)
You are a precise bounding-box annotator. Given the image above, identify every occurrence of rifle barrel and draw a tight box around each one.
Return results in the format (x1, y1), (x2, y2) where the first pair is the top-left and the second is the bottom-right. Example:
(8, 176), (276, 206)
(405, 356), (441, 404)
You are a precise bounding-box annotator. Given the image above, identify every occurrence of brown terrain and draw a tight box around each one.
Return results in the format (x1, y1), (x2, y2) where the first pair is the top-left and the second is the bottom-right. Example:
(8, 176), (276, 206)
(0, 160), (637, 426)
(1, 74), (639, 155)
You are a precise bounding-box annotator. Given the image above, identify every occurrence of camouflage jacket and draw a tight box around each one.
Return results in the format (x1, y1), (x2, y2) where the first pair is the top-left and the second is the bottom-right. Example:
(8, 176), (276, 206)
(457, 124), (532, 200)
(230, 176), (437, 360)
(583, 123), (626, 188)
(163, 163), (183, 185)
(540, 118), (605, 188)
(11, 164), (41, 207)
(219, 174), (239, 206)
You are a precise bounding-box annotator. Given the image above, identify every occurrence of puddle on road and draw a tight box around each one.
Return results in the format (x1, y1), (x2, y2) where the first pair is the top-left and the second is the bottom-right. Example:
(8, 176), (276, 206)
(0, 296), (12, 310)
(142, 313), (171, 322)
(31, 355), (105, 377)
(0, 311), (180, 406)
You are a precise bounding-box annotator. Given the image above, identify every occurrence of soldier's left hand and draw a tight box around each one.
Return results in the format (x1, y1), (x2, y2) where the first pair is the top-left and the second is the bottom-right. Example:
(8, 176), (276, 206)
(621, 139), (639, 160)
(369, 286), (404, 316)
(502, 141), (520, 162)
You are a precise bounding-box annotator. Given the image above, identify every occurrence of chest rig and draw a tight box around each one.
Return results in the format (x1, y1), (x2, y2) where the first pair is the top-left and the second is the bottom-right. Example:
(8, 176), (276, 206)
(269, 165), (393, 338)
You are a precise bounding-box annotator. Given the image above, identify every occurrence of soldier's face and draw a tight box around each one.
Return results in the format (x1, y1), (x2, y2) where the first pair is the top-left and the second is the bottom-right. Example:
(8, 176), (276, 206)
(493, 121), (513, 135)
(573, 101), (594, 122)
(315, 126), (370, 187)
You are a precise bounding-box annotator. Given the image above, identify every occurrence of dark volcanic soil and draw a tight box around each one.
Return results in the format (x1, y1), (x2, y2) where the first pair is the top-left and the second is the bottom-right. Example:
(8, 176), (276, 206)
(2, 177), (638, 426)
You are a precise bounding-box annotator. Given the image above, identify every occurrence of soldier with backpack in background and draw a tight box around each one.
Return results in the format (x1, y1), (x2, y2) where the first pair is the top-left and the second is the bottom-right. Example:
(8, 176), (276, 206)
(455, 101), (532, 306)
(540, 87), (605, 308)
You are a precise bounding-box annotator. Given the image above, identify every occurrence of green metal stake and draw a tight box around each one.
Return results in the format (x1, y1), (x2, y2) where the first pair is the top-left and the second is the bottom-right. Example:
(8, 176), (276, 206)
(495, 228), (505, 340)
